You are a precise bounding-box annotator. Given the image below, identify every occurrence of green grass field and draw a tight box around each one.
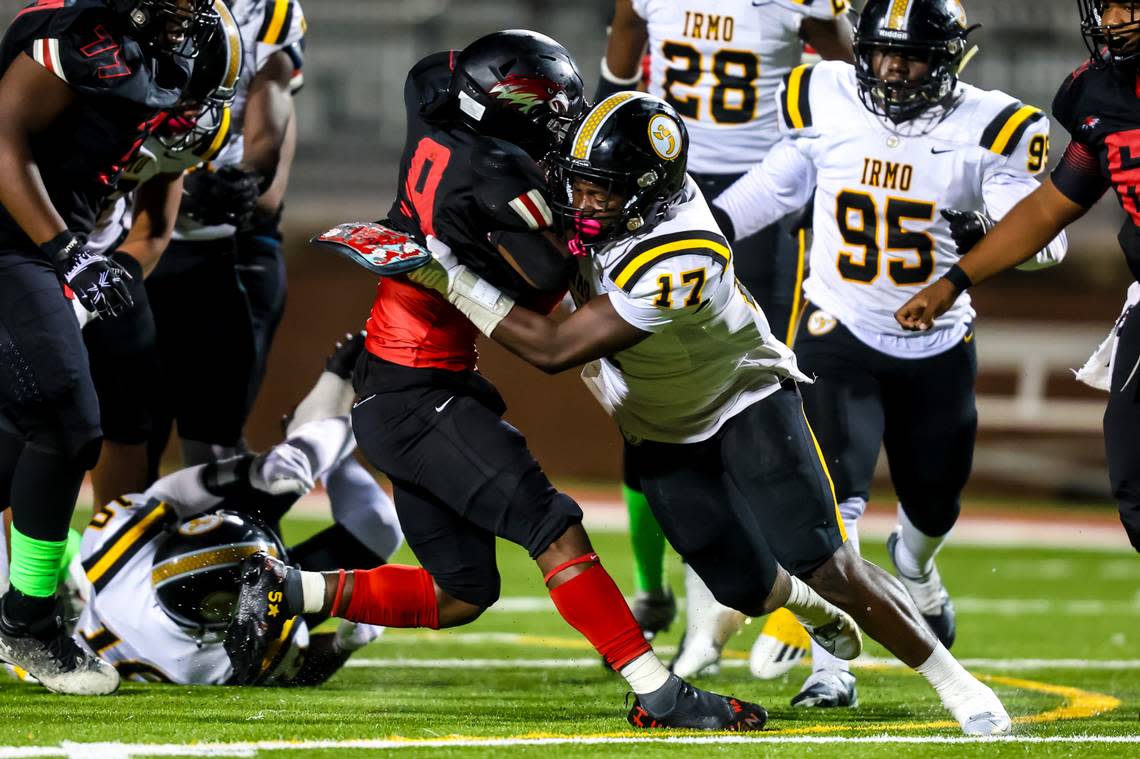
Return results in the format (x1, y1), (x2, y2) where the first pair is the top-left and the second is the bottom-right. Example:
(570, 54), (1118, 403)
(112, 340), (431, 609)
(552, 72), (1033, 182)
(2, 512), (1139, 758)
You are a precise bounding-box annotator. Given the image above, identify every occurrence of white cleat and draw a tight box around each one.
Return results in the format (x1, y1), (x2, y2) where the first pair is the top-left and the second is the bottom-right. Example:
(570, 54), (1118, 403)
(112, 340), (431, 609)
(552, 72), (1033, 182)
(790, 669), (859, 708)
(796, 608), (863, 661)
(949, 683), (1012, 736)
(749, 608), (810, 679)
(962, 710), (1013, 736)
(671, 634), (722, 679)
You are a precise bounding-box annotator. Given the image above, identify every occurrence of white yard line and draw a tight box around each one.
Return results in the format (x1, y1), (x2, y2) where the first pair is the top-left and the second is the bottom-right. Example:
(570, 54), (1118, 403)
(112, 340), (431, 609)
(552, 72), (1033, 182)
(475, 595), (1140, 616)
(3, 735), (1140, 758)
(345, 655), (1140, 671)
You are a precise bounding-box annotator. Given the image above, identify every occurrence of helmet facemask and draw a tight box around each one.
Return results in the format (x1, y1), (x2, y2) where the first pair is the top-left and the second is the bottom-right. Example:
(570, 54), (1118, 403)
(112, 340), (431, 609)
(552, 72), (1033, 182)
(154, 0), (240, 153)
(1080, 1), (1140, 68)
(855, 37), (966, 123)
(117, 0), (218, 57)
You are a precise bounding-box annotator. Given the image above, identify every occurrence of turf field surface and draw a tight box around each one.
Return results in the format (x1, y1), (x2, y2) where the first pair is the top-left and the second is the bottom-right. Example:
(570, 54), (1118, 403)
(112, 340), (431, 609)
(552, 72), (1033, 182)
(1, 502), (1138, 758)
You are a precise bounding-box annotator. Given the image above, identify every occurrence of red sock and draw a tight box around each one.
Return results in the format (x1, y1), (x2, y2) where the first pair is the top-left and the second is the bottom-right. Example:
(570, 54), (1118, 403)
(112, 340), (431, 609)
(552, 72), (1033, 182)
(343, 565), (440, 629)
(549, 561), (651, 670)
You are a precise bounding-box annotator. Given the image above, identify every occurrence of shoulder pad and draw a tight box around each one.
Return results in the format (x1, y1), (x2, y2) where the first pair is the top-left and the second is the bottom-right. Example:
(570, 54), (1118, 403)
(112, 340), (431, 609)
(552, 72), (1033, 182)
(1052, 62), (1093, 133)
(81, 498), (174, 593)
(17, 4), (142, 88)
(256, 0), (302, 46)
(779, 63), (817, 130)
(609, 230), (731, 294)
(978, 96), (1046, 158)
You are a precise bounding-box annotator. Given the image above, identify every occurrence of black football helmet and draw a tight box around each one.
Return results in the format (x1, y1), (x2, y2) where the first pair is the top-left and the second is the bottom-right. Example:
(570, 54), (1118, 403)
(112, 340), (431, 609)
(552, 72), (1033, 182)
(550, 93), (688, 249)
(443, 29), (586, 158)
(1079, 1), (1140, 68)
(155, 0), (242, 152)
(108, 0), (218, 56)
(855, 0), (977, 122)
(151, 510), (286, 636)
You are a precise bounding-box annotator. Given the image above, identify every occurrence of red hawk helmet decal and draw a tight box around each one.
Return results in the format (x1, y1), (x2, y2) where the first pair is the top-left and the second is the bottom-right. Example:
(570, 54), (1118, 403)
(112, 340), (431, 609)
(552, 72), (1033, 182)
(489, 75), (570, 115)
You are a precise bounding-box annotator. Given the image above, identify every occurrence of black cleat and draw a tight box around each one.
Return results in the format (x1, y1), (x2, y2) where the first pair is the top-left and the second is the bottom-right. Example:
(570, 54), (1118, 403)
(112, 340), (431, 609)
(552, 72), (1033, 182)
(0, 596), (118, 695)
(325, 331), (366, 379)
(631, 588), (676, 641)
(887, 530), (957, 648)
(224, 553), (302, 684)
(626, 677), (768, 731)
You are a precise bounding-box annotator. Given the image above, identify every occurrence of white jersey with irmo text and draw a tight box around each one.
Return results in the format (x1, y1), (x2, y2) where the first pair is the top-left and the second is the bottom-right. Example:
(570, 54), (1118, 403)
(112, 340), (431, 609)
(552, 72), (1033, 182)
(714, 61), (1067, 357)
(570, 176), (808, 445)
(632, 0), (848, 175)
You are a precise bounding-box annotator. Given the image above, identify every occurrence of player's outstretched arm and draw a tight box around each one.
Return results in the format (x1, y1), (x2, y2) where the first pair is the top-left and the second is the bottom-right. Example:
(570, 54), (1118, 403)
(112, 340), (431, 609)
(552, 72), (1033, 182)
(489, 294), (649, 374)
(895, 178), (1087, 331)
(596, 0), (648, 101)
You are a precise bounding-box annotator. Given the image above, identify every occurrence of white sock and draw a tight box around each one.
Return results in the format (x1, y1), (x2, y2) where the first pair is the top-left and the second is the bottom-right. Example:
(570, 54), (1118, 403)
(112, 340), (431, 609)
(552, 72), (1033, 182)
(916, 642), (992, 719)
(619, 651), (671, 695)
(683, 564), (746, 649)
(784, 575), (841, 629)
(837, 497), (866, 555)
(300, 570), (327, 614)
(334, 620), (384, 652)
(896, 505), (948, 578)
(288, 372), (356, 433)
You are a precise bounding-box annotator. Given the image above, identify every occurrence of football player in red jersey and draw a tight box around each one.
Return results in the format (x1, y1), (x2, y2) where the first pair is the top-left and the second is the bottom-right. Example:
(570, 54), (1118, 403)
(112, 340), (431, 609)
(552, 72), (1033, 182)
(226, 30), (781, 732)
(0, 0), (215, 695)
(897, 1), (1140, 553)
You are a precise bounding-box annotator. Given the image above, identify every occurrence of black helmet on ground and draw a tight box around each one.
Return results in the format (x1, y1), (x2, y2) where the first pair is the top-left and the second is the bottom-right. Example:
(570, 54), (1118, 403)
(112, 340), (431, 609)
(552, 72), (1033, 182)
(151, 510), (286, 636)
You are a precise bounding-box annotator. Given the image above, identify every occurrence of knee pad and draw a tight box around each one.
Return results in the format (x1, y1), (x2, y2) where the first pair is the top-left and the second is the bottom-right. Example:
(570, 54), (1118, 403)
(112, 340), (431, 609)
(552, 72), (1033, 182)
(74, 435), (103, 472)
(523, 491), (584, 559)
(432, 566), (501, 610)
(694, 553), (777, 617)
(20, 409), (102, 468)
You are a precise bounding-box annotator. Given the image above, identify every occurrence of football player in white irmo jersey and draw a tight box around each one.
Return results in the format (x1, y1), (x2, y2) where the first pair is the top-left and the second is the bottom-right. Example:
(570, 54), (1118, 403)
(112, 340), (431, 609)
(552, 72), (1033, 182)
(595, 0), (855, 673)
(361, 91), (1013, 736)
(713, 0), (1067, 707)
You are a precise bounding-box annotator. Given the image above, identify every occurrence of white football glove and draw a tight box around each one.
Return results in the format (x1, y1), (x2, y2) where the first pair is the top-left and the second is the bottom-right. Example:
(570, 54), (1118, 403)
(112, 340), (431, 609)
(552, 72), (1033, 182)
(417, 235), (515, 337)
(250, 443), (315, 496)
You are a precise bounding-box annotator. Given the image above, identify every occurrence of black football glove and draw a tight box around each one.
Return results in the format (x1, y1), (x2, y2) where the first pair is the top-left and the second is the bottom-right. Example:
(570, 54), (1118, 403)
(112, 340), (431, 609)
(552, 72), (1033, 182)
(182, 165), (261, 228)
(43, 232), (133, 319)
(941, 209), (994, 257)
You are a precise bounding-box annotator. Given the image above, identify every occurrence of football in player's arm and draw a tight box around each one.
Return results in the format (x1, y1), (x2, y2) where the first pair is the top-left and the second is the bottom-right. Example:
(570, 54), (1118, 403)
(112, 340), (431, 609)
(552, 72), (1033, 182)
(896, 0), (1140, 552)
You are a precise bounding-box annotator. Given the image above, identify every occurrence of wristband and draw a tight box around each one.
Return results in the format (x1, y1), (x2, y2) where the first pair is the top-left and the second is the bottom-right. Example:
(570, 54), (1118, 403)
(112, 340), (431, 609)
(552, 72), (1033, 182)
(600, 56), (642, 86)
(942, 263), (973, 293)
(40, 230), (82, 267)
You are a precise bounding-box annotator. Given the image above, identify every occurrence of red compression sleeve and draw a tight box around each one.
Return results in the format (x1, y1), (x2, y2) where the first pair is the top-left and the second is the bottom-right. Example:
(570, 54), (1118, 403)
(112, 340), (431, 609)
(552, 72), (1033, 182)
(343, 565), (440, 629)
(549, 558), (651, 671)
